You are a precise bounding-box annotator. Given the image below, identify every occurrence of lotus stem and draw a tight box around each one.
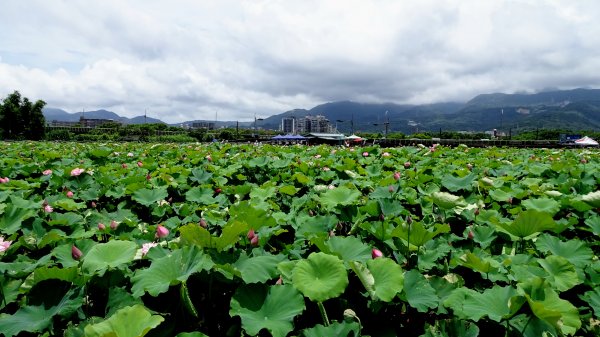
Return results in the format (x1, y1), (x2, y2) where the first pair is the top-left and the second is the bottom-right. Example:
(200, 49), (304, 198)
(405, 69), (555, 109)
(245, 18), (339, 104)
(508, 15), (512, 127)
(317, 301), (330, 326)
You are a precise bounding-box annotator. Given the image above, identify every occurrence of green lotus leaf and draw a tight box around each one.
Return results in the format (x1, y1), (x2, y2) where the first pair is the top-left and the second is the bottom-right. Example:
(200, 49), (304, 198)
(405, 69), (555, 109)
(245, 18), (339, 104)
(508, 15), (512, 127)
(522, 198), (560, 216)
(444, 286), (523, 322)
(441, 173), (476, 192)
(234, 253), (287, 284)
(535, 234), (593, 269)
(519, 277), (581, 336)
(585, 215), (600, 236)
(498, 210), (555, 238)
(403, 269), (440, 312)
(582, 288), (600, 319)
(489, 189), (513, 202)
(175, 333), (210, 337)
(365, 258), (404, 302)
(83, 304), (164, 337)
(189, 168), (212, 183)
(131, 246), (214, 297)
(391, 222), (450, 248)
(319, 186), (361, 211)
(292, 252), (348, 302)
(54, 199), (86, 211)
(0, 204), (35, 235)
(319, 236), (372, 264)
(185, 188), (216, 204)
(82, 240), (138, 276)
(431, 191), (466, 210)
(0, 288), (84, 337)
(538, 255), (581, 292)
(581, 190), (600, 208)
(302, 321), (361, 337)
(422, 318), (479, 337)
(459, 252), (500, 274)
(132, 188), (168, 206)
(230, 284), (305, 337)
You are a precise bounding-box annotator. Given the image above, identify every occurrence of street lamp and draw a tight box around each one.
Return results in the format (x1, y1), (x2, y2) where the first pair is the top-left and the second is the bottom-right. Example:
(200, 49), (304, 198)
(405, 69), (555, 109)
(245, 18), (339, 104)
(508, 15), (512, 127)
(253, 114), (264, 139)
(373, 110), (389, 138)
(336, 114), (355, 134)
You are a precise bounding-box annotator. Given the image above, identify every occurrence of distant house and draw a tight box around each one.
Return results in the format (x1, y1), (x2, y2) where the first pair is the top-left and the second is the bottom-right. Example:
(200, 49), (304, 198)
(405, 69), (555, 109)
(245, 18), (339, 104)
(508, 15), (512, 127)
(284, 115), (333, 134)
(190, 121), (215, 130)
(79, 116), (119, 128)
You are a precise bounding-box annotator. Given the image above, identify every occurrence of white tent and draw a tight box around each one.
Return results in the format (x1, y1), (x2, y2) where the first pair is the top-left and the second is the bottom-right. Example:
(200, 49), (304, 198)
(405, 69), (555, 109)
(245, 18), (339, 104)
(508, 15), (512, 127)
(574, 136), (599, 146)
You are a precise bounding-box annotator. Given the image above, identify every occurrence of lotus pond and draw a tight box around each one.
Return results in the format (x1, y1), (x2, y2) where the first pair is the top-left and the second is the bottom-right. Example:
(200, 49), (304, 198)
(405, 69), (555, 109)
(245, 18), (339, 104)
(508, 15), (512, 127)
(0, 141), (599, 337)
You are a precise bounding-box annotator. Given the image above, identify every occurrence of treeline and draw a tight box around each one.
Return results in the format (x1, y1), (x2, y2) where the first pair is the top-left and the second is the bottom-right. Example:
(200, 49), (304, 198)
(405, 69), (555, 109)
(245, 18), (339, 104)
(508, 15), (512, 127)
(0, 91), (46, 140)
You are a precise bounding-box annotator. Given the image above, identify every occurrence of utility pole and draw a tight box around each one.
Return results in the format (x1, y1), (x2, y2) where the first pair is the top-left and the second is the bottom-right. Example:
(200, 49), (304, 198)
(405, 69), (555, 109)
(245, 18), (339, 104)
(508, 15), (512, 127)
(236, 121), (239, 139)
(144, 108), (147, 124)
(384, 111), (389, 138)
(351, 113), (355, 134)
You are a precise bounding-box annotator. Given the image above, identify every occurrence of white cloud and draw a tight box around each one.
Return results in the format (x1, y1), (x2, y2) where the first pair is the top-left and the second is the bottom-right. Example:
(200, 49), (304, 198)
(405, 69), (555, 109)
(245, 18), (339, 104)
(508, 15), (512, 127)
(1, 0), (600, 123)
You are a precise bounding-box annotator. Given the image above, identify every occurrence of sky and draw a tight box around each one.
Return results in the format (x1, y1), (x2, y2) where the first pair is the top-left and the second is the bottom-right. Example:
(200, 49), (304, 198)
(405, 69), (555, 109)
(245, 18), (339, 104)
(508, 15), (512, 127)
(1, 1), (600, 123)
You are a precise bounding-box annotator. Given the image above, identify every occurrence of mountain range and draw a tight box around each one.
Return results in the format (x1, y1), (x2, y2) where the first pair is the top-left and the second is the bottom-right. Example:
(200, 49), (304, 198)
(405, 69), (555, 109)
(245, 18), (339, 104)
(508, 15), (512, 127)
(43, 88), (600, 133)
(43, 108), (164, 125)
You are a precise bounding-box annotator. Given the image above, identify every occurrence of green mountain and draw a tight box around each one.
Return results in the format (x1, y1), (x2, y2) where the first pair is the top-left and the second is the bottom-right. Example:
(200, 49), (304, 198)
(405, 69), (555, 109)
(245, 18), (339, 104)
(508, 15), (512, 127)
(43, 108), (164, 125)
(263, 88), (600, 134)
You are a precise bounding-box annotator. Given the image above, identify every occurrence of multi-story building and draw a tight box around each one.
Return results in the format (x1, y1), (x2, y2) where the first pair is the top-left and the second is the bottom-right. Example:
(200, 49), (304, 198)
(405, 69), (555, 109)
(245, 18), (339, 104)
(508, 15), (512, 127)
(191, 121), (215, 130)
(281, 117), (296, 134)
(292, 115), (333, 134)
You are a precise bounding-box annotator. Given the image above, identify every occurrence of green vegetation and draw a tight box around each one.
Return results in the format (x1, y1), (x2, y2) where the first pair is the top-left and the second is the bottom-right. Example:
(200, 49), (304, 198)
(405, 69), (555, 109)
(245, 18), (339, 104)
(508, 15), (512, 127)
(0, 91), (46, 140)
(0, 142), (598, 336)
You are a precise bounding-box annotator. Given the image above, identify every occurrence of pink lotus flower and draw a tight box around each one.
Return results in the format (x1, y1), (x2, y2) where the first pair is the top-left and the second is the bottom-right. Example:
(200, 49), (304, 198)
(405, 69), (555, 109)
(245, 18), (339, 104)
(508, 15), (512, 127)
(71, 245), (82, 260)
(70, 168), (84, 176)
(110, 220), (119, 230)
(0, 236), (12, 253)
(382, 152), (390, 157)
(156, 225), (169, 238)
(127, 152), (134, 157)
(404, 161), (411, 168)
(141, 242), (158, 256)
(44, 205), (53, 213)
(137, 161), (143, 167)
(362, 152), (369, 157)
(43, 169), (52, 175)
(314, 154), (321, 159)
(328, 185), (335, 190)
(0, 177), (8, 184)
(371, 248), (383, 259)
(393, 172), (401, 180)
(322, 167), (330, 171)
(66, 191), (74, 198)
(98, 223), (106, 230)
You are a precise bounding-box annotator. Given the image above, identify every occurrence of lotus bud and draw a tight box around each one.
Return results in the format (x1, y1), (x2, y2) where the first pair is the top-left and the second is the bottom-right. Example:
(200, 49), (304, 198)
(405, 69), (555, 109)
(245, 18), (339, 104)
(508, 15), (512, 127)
(110, 220), (118, 230)
(98, 223), (106, 230)
(66, 191), (74, 198)
(199, 219), (207, 228)
(276, 276), (283, 285)
(393, 172), (400, 180)
(371, 248), (383, 259)
(247, 229), (256, 240)
(71, 245), (82, 260)
(137, 161), (143, 167)
(156, 225), (169, 238)
(250, 235), (259, 246)
(404, 161), (411, 168)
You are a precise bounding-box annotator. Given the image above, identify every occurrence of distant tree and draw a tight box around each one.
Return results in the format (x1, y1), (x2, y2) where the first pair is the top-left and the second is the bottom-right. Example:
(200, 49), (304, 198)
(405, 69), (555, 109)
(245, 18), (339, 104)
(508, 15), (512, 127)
(0, 91), (46, 140)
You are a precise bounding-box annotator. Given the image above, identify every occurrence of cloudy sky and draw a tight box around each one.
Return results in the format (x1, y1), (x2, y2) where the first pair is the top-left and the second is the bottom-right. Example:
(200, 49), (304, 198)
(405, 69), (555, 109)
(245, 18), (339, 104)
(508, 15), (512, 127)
(1, 1), (599, 123)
